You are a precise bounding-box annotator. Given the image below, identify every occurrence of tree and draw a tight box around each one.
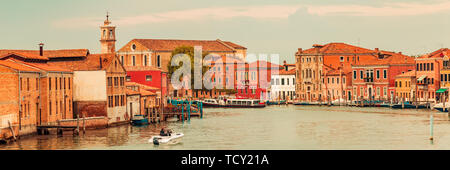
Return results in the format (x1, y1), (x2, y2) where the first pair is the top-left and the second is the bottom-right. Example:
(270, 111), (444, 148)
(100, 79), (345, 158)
(167, 46), (210, 94)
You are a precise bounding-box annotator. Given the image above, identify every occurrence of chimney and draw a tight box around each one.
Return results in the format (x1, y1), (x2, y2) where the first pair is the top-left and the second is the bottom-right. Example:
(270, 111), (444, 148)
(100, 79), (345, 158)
(399, 52), (402, 55)
(375, 48), (379, 52)
(39, 43), (44, 56)
(298, 48), (303, 54)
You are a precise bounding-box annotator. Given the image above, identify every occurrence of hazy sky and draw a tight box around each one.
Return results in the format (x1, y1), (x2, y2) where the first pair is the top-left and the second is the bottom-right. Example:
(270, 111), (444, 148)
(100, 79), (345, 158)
(1, 0), (449, 63)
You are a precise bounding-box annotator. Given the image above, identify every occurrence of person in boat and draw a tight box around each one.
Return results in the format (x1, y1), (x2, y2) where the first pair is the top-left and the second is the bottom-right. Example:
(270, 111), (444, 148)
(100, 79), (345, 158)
(160, 128), (172, 136)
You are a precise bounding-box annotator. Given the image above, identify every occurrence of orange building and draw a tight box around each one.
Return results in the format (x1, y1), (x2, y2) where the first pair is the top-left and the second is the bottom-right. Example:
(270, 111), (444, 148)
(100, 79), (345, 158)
(415, 48), (449, 102)
(295, 43), (380, 102)
(117, 39), (247, 98)
(0, 51), (74, 139)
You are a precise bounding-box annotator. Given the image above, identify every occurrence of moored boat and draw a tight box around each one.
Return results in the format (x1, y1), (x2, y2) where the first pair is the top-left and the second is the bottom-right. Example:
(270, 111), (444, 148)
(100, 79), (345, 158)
(202, 97), (266, 108)
(131, 115), (149, 125)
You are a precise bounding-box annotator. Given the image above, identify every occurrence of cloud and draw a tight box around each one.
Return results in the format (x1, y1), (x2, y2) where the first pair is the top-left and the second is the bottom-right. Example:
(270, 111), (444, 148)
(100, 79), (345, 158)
(53, 5), (301, 29)
(306, 1), (450, 16)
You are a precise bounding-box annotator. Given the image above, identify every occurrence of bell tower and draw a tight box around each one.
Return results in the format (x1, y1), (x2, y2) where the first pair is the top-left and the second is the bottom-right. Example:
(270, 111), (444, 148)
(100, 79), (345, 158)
(100, 12), (116, 54)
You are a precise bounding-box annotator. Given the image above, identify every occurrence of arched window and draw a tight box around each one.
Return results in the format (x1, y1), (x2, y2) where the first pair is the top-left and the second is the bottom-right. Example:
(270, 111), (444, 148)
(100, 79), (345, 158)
(109, 30), (114, 39)
(103, 30), (106, 38)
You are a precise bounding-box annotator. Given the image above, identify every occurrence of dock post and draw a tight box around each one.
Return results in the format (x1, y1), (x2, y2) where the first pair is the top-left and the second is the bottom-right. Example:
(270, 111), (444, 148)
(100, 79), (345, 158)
(188, 100), (191, 121)
(8, 121), (16, 141)
(200, 102), (203, 119)
(83, 115), (86, 134)
(181, 103), (184, 122)
(430, 113), (434, 141)
(57, 120), (63, 136)
(75, 114), (80, 136)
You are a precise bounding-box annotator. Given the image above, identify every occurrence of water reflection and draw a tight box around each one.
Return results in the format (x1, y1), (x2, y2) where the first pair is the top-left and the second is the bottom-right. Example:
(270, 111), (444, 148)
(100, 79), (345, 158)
(1, 105), (450, 150)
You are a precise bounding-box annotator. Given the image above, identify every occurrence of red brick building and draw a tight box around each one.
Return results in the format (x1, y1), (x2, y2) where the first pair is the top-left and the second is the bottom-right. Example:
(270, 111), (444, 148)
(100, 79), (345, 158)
(351, 51), (415, 102)
(236, 61), (284, 100)
(0, 51), (74, 138)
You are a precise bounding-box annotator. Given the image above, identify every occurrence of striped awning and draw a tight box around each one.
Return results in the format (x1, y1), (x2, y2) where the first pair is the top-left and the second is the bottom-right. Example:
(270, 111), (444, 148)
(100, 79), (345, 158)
(436, 88), (448, 93)
(417, 75), (427, 81)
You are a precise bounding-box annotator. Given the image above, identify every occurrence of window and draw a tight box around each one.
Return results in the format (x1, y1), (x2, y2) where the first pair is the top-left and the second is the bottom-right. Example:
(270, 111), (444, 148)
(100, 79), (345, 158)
(132, 56), (136, 66)
(36, 78), (39, 90)
(157, 55), (161, 67)
(384, 87), (387, 96)
(120, 77), (124, 86)
(144, 55), (148, 66)
(49, 78), (51, 90)
(431, 63), (434, 71)
(383, 70), (387, 79)
(360, 70), (363, 79)
(68, 78), (71, 89)
(146, 75), (152, 81)
(126, 76), (131, 82)
(376, 70), (380, 79)
(131, 44), (136, 51)
(55, 78), (58, 90)
(114, 77), (119, 86)
(121, 56), (124, 64)
(107, 77), (113, 87)
(109, 30), (114, 39)
(343, 77), (346, 84)
(340, 56), (344, 62)
(376, 87), (380, 96)
(55, 101), (58, 115)
(27, 78), (29, 91)
(281, 78), (285, 85)
(49, 100), (52, 115)
(353, 71), (357, 79)
(115, 96), (119, 107)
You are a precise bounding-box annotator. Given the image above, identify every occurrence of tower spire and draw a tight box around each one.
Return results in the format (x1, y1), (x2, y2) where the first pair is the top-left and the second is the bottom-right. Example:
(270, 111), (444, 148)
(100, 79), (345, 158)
(104, 11), (111, 26)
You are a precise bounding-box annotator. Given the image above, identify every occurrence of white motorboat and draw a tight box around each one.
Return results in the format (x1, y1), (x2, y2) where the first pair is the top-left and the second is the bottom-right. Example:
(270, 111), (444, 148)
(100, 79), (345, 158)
(150, 133), (184, 145)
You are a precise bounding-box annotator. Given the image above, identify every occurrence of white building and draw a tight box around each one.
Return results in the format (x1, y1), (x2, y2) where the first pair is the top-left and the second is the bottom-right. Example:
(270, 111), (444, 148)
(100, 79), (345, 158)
(270, 68), (296, 101)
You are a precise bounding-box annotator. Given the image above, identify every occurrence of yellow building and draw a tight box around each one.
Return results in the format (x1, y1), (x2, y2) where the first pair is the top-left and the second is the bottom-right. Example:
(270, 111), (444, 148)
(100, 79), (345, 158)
(394, 71), (416, 102)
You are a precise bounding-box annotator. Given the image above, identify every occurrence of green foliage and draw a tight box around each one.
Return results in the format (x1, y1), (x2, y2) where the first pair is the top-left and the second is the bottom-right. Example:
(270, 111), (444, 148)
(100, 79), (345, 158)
(167, 46), (210, 90)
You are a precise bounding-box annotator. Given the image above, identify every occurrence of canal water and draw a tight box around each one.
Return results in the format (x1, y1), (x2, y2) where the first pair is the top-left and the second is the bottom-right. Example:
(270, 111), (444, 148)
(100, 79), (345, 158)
(2, 105), (450, 150)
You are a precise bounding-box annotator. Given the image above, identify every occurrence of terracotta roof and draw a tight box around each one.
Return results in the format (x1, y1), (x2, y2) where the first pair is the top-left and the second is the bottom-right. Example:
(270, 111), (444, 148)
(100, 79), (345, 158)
(50, 53), (116, 71)
(223, 41), (247, 49)
(418, 48), (450, 59)
(298, 43), (376, 55)
(0, 60), (40, 72)
(241, 60), (284, 70)
(126, 89), (140, 96)
(396, 70), (416, 78)
(353, 51), (414, 66)
(139, 89), (156, 96)
(125, 82), (160, 91)
(132, 39), (245, 52)
(124, 66), (162, 72)
(278, 68), (296, 75)
(6, 58), (72, 72)
(0, 49), (89, 59)
(0, 51), (49, 60)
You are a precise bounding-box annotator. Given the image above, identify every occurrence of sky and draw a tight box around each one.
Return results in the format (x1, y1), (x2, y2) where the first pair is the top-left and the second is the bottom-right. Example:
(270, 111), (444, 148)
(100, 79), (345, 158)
(1, 0), (450, 63)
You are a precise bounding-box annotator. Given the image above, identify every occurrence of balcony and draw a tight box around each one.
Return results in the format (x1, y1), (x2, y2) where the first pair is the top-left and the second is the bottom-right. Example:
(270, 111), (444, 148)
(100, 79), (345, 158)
(303, 78), (312, 84)
(363, 77), (374, 83)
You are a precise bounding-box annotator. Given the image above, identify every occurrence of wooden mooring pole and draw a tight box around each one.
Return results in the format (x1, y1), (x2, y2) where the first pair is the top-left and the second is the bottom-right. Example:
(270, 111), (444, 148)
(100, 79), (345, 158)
(8, 121), (16, 141)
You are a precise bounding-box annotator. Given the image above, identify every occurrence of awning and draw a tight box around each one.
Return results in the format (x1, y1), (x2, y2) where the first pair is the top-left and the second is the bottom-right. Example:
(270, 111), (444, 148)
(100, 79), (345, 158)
(436, 88), (448, 93)
(417, 75), (427, 81)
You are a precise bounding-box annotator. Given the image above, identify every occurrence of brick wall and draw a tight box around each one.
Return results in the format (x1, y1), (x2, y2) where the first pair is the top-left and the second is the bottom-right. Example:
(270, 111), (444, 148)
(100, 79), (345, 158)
(59, 117), (108, 129)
